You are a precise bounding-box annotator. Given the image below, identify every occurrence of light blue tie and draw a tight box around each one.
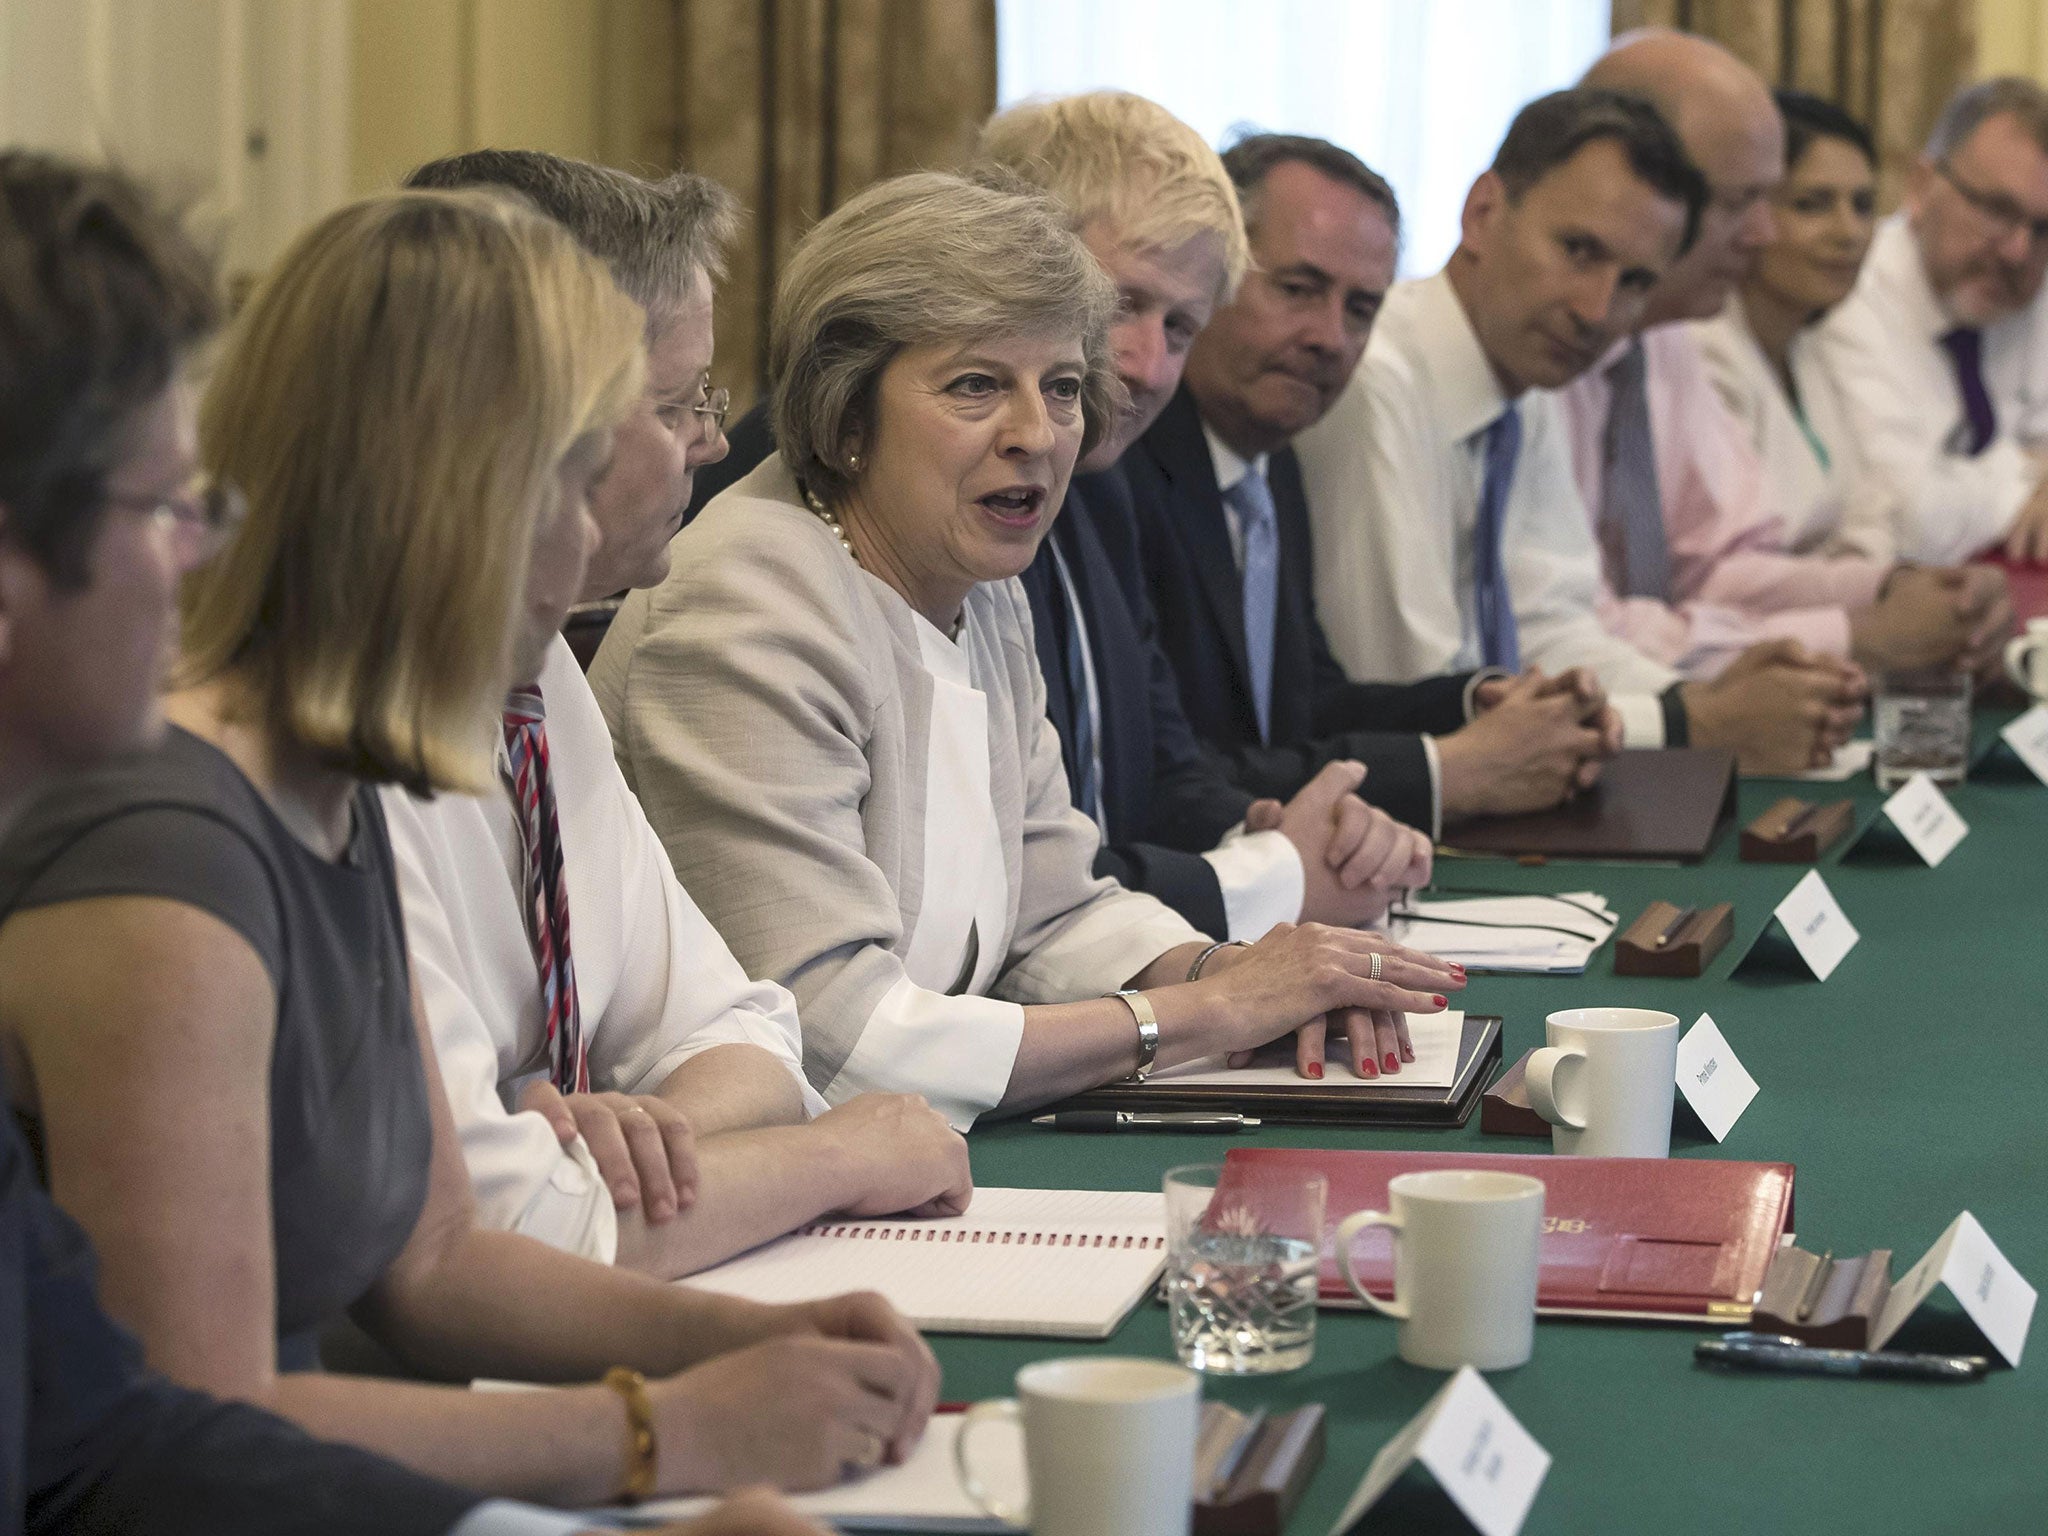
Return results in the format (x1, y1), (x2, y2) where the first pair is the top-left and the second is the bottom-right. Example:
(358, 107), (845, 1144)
(1473, 405), (1523, 671)
(1226, 465), (1280, 743)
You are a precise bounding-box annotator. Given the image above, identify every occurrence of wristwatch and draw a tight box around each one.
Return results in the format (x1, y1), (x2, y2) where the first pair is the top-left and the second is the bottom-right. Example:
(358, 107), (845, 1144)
(1108, 988), (1159, 1082)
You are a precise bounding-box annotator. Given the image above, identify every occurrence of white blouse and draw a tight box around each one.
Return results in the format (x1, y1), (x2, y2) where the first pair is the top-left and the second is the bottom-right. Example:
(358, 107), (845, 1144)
(825, 611), (1027, 1127)
(1692, 297), (1903, 564)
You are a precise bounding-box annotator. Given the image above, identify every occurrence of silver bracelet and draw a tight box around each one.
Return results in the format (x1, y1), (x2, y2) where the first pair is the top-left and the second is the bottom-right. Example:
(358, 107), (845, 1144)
(1107, 988), (1159, 1081)
(1185, 939), (1251, 983)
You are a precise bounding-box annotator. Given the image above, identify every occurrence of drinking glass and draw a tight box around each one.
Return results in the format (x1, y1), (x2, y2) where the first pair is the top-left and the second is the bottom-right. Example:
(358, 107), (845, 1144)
(1163, 1162), (1324, 1375)
(1874, 668), (1971, 790)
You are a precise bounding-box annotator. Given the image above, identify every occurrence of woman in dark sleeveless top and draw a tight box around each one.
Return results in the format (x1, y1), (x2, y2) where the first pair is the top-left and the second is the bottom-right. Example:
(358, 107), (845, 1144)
(0, 188), (934, 1508)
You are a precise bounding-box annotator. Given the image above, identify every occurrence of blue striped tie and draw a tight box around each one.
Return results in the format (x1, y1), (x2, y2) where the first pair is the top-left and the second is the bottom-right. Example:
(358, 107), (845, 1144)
(1226, 465), (1280, 743)
(1474, 405), (1523, 671)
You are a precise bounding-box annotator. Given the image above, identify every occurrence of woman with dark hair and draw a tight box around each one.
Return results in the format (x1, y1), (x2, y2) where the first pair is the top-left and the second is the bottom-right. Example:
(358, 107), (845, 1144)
(1694, 91), (1903, 559)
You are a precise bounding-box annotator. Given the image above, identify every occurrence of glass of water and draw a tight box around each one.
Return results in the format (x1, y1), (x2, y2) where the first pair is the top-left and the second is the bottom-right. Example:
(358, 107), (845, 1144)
(1163, 1162), (1325, 1375)
(1874, 668), (1972, 791)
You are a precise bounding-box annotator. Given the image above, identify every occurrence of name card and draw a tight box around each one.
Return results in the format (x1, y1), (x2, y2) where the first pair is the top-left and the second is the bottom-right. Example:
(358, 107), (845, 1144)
(1877, 773), (1969, 867)
(1328, 1366), (1549, 1536)
(1871, 1211), (2037, 1367)
(1767, 869), (1859, 981)
(1673, 1014), (1758, 1142)
(2000, 705), (2048, 785)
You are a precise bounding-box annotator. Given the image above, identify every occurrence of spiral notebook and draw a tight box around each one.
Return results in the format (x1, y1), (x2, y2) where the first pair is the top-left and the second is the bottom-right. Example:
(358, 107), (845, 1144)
(681, 1187), (1169, 1339)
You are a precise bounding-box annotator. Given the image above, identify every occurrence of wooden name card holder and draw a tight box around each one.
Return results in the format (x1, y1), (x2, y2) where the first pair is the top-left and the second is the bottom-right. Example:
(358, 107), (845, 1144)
(1740, 796), (1854, 863)
(1751, 1246), (1894, 1349)
(1613, 899), (1733, 978)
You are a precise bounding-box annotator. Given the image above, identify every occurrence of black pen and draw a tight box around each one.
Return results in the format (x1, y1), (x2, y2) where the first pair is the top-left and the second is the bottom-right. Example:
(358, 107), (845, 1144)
(1030, 1111), (1261, 1132)
(1696, 1334), (1989, 1382)
(1648, 905), (1697, 949)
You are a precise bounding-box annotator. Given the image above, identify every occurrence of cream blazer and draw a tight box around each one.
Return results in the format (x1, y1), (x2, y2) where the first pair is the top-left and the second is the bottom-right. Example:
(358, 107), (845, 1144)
(589, 458), (1201, 1123)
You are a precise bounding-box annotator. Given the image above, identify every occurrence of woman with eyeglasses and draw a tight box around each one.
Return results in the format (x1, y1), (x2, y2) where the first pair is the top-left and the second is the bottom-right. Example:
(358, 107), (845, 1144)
(0, 186), (935, 1512)
(1693, 92), (1903, 561)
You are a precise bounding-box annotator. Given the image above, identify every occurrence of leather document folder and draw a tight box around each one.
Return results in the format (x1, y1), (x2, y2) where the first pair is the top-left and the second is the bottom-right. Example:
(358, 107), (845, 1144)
(1221, 1147), (1794, 1325)
(1443, 747), (1737, 863)
(1060, 1014), (1502, 1127)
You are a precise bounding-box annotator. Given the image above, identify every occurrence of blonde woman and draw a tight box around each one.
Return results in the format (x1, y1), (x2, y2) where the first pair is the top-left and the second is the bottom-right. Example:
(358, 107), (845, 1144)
(593, 172), (1460, 1132)
(0, 190), (933, 1511)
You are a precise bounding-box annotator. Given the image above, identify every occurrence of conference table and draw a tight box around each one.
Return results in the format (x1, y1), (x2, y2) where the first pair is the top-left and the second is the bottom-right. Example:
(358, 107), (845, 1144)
(920, 709), (2047, 1535)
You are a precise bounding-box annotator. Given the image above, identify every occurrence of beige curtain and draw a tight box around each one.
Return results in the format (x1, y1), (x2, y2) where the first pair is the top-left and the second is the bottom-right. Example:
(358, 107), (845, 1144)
(1610, 0), (1978, 209)
(607, 0), (997, 408)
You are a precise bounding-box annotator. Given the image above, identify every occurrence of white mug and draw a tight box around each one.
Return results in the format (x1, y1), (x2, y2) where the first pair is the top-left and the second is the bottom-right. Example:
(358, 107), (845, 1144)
(1526, 1007), (1679, 1158)
(954, 1356), (1200, 1536)
(2005, 617), (2048, 701)
(1334, 1169), (1544, 1371)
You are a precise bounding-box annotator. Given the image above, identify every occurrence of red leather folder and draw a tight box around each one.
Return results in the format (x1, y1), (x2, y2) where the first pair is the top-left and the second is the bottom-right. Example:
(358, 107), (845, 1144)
(1221, 1147), (1794, 1325)
(1982, 551), (2048, 623)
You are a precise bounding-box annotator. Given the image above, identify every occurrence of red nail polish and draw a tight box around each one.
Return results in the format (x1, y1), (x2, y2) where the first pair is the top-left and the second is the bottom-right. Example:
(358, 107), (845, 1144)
(1432, 995), (1447, 1007)
(1359, 1058), (1377, 1078)
(1401, 1045), (1415, 1063)
(1306, 1062), (1324, 1080)
(1383, 1052), (1399, 1073)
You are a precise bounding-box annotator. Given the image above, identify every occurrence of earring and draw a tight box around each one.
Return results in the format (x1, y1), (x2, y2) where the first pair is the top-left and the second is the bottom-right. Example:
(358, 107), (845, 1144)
(847, 451), (862, 472)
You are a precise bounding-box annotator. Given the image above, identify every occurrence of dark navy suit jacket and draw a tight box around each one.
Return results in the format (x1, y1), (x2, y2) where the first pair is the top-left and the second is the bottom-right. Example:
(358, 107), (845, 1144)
(688, 406), (1253, 935)
(0, 1076), (478, 1535)
(1121, 385), (1473, 831)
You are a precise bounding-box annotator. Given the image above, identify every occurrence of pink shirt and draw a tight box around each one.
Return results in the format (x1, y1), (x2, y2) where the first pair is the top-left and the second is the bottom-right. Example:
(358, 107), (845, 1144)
(1556, 323), (1886, 678)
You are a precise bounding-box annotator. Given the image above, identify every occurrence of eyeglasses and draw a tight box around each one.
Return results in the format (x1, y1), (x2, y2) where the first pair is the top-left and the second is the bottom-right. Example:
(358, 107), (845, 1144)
(1934, 160), (2048, 247)
(103, 475), (247, 561)
(692, 381), (731, 441)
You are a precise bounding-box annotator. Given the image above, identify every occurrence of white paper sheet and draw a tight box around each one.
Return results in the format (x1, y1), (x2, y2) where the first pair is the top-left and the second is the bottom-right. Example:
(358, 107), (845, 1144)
(1388, 893), (1616, 974)
(1773, 739), (1873, 782)
(1143, 1011), (1464, 1090)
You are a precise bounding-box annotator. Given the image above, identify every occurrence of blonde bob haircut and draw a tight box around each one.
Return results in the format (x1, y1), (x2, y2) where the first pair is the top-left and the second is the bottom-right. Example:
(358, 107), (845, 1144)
(976, 91), (1250, 300)
(184, 189), (645, 796)
(773, 170), (1121, 509)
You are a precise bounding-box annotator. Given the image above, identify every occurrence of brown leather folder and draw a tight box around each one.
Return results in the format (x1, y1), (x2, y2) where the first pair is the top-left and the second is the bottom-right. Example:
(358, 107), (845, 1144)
(1222, 1146), (1794, 1324)
(1443, 747), (1738, 863)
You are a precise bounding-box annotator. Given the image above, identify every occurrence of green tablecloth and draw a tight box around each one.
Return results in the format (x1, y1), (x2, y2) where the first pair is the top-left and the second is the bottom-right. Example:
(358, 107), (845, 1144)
(926, 719), (2048, 1534)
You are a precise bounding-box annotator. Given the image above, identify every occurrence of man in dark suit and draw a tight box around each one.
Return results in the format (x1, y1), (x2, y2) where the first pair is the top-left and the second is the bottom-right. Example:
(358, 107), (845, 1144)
(1126, 134), (1622, 836)
(689, 95), (1429, 957)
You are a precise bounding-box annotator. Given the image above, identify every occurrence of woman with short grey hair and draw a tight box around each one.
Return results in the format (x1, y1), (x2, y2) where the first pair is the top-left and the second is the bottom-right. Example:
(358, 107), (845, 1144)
(592, 171), (1461, 1130)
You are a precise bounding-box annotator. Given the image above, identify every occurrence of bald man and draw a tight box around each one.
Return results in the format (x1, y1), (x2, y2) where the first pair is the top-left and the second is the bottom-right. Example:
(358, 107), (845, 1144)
(1556, 30), (2007, 682)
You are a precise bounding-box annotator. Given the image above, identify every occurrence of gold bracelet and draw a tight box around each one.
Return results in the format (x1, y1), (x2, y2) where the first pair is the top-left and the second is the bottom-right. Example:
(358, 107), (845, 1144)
(603, 1365), (659, 1504)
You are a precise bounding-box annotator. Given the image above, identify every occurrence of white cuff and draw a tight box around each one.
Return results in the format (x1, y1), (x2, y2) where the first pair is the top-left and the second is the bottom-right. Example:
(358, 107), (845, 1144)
(505, 1128), (620, 1266)
(1200, 827), (1307, 941)
(823, 975), (1026, 1131)
(1419, 735), (1445, 842)
(1612, 691), (1667, 748)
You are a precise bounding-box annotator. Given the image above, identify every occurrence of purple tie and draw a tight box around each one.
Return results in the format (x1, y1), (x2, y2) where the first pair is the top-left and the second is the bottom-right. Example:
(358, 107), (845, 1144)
(1940, 327), (1997, 457)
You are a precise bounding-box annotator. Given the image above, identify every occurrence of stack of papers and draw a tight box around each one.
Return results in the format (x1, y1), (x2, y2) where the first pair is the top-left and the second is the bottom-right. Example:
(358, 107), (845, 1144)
(1386, 891), (1617, 974)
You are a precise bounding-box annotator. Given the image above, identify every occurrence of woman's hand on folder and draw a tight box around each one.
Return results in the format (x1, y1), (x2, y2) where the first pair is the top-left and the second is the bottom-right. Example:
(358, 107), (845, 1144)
(1207, 924), (1462, 1078)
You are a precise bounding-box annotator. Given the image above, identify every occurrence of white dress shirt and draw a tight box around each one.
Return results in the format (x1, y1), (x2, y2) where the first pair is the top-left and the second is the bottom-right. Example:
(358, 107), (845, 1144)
(1693, 296), (1905, 562)
(1814, 213), (2048, 563)
(1296, 270), (1678, 747)
(383, 636), (821, 1266)
(1048, 536), (1304, 941)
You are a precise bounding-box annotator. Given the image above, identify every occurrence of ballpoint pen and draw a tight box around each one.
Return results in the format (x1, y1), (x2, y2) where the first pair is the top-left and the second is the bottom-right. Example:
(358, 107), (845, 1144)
(1030, 1110), (1262, 1132)
(1695, 1332), (1989, 1381)
(1648, 904), (1697, 948)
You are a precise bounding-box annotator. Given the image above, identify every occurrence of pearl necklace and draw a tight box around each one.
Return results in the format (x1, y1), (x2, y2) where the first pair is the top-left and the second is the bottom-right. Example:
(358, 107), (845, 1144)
(800, 483), (856, 559)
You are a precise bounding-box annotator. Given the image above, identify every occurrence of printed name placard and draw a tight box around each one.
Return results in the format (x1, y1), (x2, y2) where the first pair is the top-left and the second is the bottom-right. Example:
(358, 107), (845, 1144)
(1876, 772), (1969, 867)
(1871, 1212), (2037, 1367)
(1673, 1014), (1758, 1142)
(1760, 869), (1859, 981)
(2000, 705), (2048, 785)
(1328, 1366), (1550, 1536)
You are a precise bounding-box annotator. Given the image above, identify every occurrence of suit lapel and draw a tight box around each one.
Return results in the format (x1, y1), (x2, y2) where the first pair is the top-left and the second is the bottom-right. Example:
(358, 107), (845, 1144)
(1142, 387), (1254, 694)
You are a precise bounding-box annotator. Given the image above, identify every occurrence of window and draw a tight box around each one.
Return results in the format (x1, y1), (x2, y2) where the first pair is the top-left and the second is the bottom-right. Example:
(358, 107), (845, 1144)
(996, 0), (1611, 276)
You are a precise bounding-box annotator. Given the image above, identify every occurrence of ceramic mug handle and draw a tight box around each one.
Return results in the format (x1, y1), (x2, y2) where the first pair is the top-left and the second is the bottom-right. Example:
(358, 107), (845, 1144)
(1525, 1045), (1588, 1130)
(2005, 630), (2047, 695)
(1335, 1209), (1410, 1320)
(952, 1400), (1029, 1528)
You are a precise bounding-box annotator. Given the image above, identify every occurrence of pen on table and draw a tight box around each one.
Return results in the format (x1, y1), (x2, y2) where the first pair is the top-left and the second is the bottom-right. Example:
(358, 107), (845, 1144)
(1695, 1334), (1989, 1382)
(1030, 1110), (1262, 1132)
(1648, 905), (1697, 949)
